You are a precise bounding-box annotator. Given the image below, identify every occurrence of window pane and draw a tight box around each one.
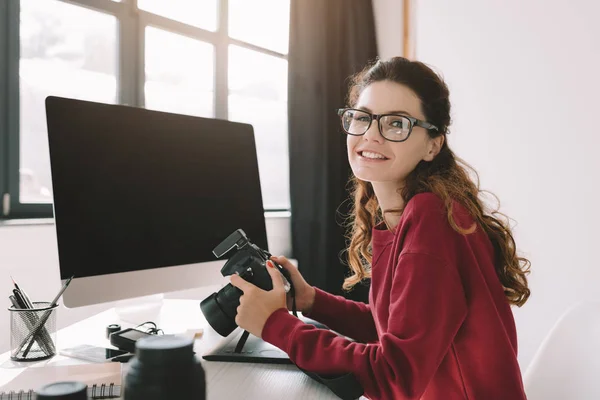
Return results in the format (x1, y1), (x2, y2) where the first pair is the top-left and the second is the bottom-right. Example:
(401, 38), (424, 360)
(144, 27), (214, 118)
(19, 0), (117, 203)
(228, 46), (289, 209)
(229, 0), (290, 54)
(138, 0), (217, 31)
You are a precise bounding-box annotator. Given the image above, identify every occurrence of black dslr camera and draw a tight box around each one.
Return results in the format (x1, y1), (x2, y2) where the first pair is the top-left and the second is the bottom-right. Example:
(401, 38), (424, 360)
(200, 229), (365, 400)
(200, 229), (294, 337)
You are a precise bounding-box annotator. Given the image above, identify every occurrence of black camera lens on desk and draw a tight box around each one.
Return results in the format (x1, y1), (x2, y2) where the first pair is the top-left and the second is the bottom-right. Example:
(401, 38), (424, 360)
(36, 381), (87, 400)
(200, 229), (294, 337)
(123, 334), (206, 400)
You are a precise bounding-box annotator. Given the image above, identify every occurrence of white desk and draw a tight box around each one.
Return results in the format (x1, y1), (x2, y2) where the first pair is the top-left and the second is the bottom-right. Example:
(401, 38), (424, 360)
(0, 299), (346, 399)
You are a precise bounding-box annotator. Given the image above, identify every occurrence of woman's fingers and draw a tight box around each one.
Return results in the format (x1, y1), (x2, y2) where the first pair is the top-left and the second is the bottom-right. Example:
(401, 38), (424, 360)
(271, 255), (297, 274)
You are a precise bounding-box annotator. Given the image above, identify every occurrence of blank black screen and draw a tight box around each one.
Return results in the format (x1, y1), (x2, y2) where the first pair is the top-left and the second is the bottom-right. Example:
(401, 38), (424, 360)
(45, 96), (268, 280)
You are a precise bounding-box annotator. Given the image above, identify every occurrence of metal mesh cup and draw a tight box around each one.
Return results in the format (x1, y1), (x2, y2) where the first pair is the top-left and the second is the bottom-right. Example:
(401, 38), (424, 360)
(9, 302), (58, 361)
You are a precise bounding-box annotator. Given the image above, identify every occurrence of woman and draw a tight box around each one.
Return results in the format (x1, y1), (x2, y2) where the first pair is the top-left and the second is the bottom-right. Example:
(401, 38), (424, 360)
(230, 57), (531, 400)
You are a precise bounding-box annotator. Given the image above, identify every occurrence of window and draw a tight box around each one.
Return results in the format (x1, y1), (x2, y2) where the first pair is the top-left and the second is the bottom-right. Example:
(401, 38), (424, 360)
(144, 27), (214, 118)
(228, 46), (289, 209)
(0, 0), (290, 219)
(228, 0), (290, 54)
(19, 0), (118, 204)
(138, 0), (218, 31)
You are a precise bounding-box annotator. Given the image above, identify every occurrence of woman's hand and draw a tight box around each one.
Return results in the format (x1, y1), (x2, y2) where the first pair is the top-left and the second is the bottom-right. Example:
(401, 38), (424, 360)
(229, 260), (287, 339)
(270, 256), (316, 315)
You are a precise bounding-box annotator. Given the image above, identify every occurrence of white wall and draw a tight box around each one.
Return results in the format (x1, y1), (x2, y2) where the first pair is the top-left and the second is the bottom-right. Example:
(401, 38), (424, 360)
(372, 0), (404, 59)
(0, 215), (292, 353)
(413, 0), (600, 371)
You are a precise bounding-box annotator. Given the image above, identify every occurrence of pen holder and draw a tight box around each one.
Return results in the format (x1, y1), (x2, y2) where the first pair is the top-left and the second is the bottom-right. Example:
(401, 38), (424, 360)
(9, 302), (58, 361)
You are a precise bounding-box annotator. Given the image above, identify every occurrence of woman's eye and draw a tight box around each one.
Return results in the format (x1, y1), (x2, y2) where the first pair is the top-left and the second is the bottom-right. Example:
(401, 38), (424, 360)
(389, 118), (408, 129)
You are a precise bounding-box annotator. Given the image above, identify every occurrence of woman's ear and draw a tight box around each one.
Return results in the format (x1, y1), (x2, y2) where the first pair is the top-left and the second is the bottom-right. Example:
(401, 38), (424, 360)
(423, 134), (445, 162)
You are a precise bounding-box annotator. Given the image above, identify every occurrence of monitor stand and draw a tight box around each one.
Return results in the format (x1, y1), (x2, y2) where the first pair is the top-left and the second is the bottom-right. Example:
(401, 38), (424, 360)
(115, 293), (164, 325)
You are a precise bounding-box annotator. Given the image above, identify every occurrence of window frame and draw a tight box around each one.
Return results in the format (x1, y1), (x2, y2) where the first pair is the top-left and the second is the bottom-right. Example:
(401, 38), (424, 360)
(1, 0), (289, 220)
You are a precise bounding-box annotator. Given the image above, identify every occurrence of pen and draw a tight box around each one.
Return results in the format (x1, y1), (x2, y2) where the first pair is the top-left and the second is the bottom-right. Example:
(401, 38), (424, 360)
(12, 289), (28, 309)
(49, 275), (75, 307)
(9, 294), (23, 310)
(20, 275), (75, 357)
(11, 276), (34, 308)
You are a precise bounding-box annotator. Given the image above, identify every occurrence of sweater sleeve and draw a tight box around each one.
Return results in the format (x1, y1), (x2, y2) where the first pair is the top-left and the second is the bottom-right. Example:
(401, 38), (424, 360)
(262, 252), (468, 400)
(302, 287), (378, 343)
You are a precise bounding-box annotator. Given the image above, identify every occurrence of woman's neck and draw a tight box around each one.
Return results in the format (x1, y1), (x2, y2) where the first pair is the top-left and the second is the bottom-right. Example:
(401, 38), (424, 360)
(371, 181), (405, 230)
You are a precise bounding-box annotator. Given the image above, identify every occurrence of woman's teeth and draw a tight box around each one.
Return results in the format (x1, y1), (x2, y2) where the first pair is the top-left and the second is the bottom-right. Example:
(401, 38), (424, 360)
(361, 151), (386, 159)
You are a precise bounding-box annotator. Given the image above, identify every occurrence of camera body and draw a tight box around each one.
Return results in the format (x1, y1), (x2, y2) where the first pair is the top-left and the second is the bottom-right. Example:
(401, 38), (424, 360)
(200, 229), (292, 337)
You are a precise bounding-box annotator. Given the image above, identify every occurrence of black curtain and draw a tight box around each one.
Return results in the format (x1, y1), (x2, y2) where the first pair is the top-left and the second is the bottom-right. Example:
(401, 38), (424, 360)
(288, 0), (378, 301)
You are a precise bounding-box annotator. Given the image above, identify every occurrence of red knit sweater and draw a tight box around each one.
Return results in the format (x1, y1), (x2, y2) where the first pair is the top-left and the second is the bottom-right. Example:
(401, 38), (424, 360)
(262, 192), (527, 399)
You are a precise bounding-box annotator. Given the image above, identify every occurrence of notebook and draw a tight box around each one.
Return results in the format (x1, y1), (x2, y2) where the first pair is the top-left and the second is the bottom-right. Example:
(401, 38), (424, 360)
(0, 362), (122, 399)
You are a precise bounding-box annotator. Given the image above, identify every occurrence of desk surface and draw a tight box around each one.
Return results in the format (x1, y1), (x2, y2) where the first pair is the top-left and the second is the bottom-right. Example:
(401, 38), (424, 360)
(0, 299), (351, 399)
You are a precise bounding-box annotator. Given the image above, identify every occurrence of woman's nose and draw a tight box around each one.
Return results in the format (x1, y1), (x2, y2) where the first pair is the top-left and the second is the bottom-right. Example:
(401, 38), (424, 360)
(363, 119), (384, 143)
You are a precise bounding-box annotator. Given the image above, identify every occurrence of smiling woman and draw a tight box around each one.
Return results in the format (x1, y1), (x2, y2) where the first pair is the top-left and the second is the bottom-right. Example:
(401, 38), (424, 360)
(233, 57), (532, 400)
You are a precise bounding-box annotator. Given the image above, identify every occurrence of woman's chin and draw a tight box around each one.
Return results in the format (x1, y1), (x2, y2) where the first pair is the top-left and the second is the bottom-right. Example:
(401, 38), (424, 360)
(352, 170), (380, 183)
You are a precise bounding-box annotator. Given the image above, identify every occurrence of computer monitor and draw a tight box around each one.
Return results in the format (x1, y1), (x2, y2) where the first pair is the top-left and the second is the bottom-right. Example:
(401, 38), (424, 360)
(45, 96), (269, 310)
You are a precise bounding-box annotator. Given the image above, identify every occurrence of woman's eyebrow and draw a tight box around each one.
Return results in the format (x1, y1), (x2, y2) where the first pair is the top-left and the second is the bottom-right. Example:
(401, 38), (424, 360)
(356, 106), (413, 116)
(387, 110), (413, 116)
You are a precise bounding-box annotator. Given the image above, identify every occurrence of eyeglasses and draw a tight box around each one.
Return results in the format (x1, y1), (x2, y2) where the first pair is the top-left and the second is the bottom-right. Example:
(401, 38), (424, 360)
(337, 108), (439, 142)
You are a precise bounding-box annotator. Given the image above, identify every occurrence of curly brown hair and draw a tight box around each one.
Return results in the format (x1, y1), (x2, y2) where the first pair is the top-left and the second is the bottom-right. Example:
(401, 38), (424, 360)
(342, 57), (531, 307)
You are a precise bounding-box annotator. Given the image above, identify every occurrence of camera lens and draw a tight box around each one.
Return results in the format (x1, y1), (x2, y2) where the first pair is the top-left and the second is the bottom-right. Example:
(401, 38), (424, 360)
(201, 231), (282, 337)
(36, 381), (87, 400)
(200, 285), (241, 336)
(124, 335), (205, 400)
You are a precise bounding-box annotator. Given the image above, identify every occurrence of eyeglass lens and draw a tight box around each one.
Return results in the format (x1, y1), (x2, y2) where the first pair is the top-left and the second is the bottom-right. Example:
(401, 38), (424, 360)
(341, 109), (411, 141)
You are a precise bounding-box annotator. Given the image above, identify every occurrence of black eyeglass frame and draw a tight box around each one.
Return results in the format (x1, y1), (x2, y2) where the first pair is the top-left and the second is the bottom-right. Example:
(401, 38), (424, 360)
(336, 108), (439, 142)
